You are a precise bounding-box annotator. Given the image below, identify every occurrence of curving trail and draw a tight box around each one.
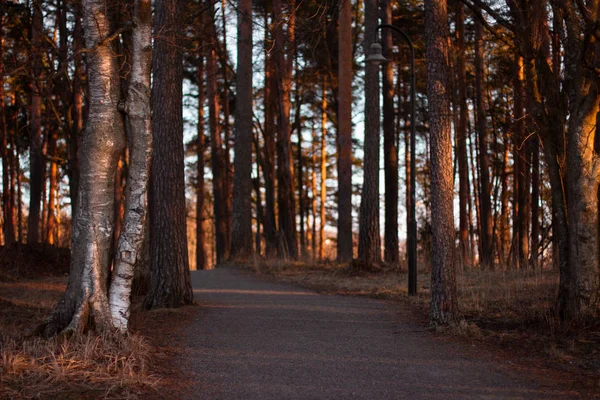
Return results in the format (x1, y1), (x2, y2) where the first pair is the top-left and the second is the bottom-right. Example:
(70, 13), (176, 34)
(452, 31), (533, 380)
(179, 268), (575, 399)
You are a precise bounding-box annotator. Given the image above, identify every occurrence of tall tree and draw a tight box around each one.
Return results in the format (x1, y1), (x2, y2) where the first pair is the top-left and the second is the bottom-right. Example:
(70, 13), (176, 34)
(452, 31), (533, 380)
(336, 0), (354, 263)
(273, 0), (298, 259)
(206, 1), (229, 264)
(474, 18), (493, 268)
(319, 76), (327, 261)
(382, 0), (399, 267)
(28, 0), (44, 245)
(357, 0), (381, 268)
(455, 2), (470, 266)
(196, 53), (208, 270)
(109, 0), (153, 330)
(425, 0), (457, 324)
(39, 0), (127, 336)
(145, 0), (194, 308)
(230, 0), (254, 260)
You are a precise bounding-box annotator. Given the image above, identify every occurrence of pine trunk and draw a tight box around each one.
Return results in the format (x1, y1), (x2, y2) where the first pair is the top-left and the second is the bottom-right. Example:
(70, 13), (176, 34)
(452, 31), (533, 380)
(336, 0), (353, 263)
(145, 0), (194, 308)
(230, 0), (254, 260)
(425, 0), (458, 325)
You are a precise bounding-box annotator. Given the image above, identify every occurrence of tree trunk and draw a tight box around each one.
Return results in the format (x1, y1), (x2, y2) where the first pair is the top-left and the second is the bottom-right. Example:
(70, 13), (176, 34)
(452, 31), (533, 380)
(337, 0), (353, 263)
(108, 0), (153, 331)
(319, 77), (327, 261)
(230, 0), (253, 260)
(273, 0), (298, 259)
(357, 0), (381, 268)
(382, 0), (399, 267)
(1, 7), (15, 245)
(196, 53), (208, 271)
(219, 0), (232, 258)
(425, 0), (458, 325)
(312, 126), (318, 261)
(145, 0), (194, 309)
(69, 1), (84, 213)
(28, 0), (44, 245)
(455, 2), (470, 267)
(206, 1), (229, 265)
(40, 0), (126, 336)
(474, 19), (493, 269)
(46, 130), (58, 245)
(263, 16), (277, 257)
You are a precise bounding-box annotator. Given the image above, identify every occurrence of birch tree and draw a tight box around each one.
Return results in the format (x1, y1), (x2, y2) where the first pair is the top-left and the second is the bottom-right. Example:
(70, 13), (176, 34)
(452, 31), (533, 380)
(109, 0), (153, 331)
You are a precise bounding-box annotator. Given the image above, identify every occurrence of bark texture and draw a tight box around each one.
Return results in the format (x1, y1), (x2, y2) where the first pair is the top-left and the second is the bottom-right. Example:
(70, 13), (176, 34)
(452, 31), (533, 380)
(230, 0), (254, 260)
(109, 0), (152, 331)
(357, 0), (381, 268)
(145, 0), (194, 309)
(336, 0), (354, 263)
(40, 0), (126, 336)
(425, 0), (458, 325)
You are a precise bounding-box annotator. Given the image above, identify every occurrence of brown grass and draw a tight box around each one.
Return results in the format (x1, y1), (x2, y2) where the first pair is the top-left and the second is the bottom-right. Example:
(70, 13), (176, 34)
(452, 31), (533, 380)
(250, 259), (600, 390)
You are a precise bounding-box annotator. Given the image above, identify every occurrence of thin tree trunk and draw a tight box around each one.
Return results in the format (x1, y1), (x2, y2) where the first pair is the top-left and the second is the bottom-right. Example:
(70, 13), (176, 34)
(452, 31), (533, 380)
(196, 53), (208, 271)
(311, 126), (318, 262)
(455, 2), (470, 267)
(230, 0), (253, 260)
(263, 16), (277, 257)
(319, 76), (327, 261)
(273, 0), (298, 259)
(0, 7), (15, 245)
(109, 0), (153, 330)
(220, 0), (232, 257)
(28, 0), (44, 245)
(425, 0), (458, 325)
(475, 19), (493, 269)
(206, 1), (228, 265)
(46, 130), (58, 245)
(382, 0), (399, 267)
(337, 0), (353, 262)
(69, 1), (84, 212)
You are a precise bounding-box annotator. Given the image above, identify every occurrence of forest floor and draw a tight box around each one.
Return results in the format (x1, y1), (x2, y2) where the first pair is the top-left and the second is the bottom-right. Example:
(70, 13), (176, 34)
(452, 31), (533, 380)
(247, 259), (600, 395)
(0, 244), (198, 399)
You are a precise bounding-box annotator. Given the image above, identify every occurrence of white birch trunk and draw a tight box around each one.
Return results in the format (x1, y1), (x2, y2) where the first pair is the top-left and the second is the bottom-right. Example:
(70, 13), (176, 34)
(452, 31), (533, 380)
(109, 0), (153, 331)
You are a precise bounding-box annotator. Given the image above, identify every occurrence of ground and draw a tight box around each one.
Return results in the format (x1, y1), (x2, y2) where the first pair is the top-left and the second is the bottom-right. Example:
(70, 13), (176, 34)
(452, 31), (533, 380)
(1, 248), (598, 398)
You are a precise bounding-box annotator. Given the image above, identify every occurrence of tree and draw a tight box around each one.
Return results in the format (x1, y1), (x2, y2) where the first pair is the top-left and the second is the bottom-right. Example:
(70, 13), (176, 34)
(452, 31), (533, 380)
(474, 18), (493, 269)
(454, 2), (470, 267)
(109, 0), (153, 331)
(196, 51), (208, 271)
(336, 0), (353, 263)
(425, 0), (457, 325)
(357, 0), (381, 268)
(206, 0), (229, 264)
(39, 0), (127, 336)
(145, 0), (194, 309)
(382, 0), (399, 267)
(230, 0), (253, 260)
(28, 0), (44, 245)
(273, 0), (298, 259)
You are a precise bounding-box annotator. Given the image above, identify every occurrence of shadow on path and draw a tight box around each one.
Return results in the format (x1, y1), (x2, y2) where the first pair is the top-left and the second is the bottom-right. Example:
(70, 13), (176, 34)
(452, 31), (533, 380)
(179, 268), (576, 399)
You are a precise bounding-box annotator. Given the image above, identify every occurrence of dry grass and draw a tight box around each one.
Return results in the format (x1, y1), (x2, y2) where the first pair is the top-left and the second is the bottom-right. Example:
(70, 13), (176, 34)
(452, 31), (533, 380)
(250, 259), (600, 389)
(1, 331), (154, 399)
(0, 247), (159, 400)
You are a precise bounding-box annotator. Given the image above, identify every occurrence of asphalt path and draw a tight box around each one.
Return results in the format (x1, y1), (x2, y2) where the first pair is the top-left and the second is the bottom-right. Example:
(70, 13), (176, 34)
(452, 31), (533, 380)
(180, 268), (575, 399)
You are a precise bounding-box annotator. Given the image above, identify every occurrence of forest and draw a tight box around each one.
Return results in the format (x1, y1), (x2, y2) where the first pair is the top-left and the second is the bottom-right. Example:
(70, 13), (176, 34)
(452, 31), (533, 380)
(0, 0), (599, 398)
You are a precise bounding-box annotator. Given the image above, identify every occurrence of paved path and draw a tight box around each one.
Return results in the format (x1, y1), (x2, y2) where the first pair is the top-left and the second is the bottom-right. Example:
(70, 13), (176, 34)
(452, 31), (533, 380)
(180, 268), (573, 399)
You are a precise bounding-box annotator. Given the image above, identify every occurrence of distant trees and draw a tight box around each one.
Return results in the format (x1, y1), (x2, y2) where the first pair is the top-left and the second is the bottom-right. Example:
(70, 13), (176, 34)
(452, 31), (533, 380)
(2, 0), (599, 334)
